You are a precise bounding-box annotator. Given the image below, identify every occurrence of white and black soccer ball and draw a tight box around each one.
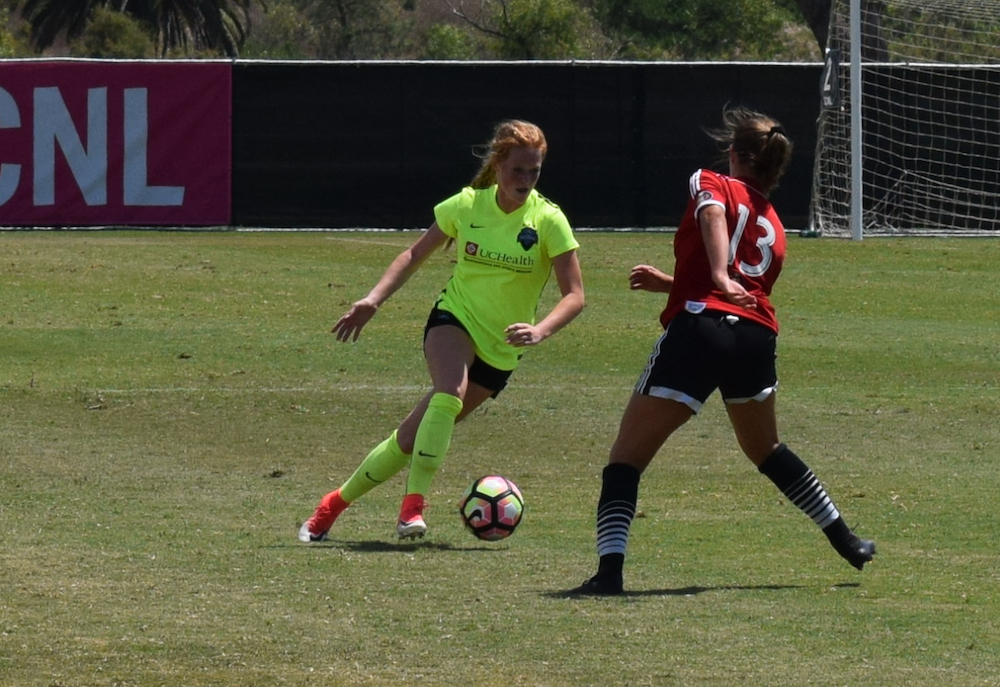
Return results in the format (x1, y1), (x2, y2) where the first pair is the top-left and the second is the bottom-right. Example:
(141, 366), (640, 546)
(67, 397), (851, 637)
(458, 475), (524, 541)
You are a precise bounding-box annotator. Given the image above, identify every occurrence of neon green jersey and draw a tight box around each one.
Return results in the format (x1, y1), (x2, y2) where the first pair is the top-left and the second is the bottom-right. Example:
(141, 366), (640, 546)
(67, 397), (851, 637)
(433, 185), (579, 371)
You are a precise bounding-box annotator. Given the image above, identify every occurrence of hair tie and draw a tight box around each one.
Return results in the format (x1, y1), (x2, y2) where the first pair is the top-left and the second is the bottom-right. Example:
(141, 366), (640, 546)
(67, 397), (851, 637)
(767, 126), (786, 139)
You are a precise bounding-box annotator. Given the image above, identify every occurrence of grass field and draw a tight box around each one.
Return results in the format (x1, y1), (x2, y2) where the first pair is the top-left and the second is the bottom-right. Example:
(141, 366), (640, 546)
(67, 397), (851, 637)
(2, 230), (999, 686)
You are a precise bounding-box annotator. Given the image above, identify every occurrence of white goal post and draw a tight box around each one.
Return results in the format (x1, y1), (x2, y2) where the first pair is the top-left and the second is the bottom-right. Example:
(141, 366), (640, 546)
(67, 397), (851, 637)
(811, 0), (1000, 238)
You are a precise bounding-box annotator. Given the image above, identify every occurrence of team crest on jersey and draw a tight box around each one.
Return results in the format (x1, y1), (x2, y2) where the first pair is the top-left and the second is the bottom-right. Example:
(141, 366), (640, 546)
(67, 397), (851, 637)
(466, 242), (479, 255)
(517, 227), (539, 251)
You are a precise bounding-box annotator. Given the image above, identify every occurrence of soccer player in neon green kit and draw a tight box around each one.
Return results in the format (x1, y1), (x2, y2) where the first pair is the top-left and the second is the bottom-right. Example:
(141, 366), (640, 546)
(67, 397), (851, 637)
(299, 120), (585, 542)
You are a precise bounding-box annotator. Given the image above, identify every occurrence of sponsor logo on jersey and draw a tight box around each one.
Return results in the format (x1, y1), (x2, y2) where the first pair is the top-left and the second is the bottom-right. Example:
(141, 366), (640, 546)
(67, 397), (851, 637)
(462, 239), (536, 272)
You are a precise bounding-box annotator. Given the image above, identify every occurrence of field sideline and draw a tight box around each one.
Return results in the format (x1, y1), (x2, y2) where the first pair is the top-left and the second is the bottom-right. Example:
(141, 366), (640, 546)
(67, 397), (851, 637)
(2, 230), (999, 686)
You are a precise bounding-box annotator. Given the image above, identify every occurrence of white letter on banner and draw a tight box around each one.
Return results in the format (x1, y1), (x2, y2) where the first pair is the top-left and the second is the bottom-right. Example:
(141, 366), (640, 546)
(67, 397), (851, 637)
(34, 87), (108, 206)
(0, 87), (21, 205)
(123, 88), (183, 206)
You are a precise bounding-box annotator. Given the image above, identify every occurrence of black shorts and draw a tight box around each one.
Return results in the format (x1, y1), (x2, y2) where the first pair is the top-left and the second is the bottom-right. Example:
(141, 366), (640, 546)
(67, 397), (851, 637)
(634, 310), (778, 413)
(424, 307), (512, 397)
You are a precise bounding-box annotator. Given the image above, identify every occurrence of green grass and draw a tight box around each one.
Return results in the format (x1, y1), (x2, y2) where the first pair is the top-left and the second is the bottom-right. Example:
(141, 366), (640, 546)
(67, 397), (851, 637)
(2, 230), (999, 686)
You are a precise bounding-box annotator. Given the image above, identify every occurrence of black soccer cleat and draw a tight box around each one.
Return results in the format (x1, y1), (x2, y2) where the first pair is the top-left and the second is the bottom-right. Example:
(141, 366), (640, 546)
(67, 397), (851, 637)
(565, 574), (624, 596)
(833, 535), (876, 570)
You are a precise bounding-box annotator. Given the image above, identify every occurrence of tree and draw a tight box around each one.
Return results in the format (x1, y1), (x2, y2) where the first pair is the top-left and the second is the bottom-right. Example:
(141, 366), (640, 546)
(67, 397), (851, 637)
(19, 0), (256, 57)
(241, 0), (320, 59)
(70, 6), (155, 57)
(492, 0), (606, 59)
(586, 0), (817, 60)
(445, 0), (611, 60)
(423, 23), (478, 60)
(288, 0), (413, 59)
(1, 6), (31, 56)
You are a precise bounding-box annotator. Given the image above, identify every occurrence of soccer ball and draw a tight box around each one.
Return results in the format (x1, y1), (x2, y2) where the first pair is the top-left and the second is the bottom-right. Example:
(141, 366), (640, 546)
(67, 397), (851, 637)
(458, 475), (524, 541)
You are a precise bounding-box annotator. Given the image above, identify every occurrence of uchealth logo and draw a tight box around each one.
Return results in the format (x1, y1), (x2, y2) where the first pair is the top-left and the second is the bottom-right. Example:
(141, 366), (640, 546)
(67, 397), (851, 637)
(462, 238), (535, 272)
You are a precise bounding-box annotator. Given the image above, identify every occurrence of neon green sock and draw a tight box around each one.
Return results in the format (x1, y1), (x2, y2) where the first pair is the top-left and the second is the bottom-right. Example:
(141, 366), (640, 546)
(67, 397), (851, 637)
(339, 430), (410, 503)
(406, 393), (463, 496)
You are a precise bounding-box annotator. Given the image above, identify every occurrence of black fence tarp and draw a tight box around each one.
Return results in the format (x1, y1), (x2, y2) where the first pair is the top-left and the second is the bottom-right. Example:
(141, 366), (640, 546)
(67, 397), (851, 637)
(232, 62), (822, 229)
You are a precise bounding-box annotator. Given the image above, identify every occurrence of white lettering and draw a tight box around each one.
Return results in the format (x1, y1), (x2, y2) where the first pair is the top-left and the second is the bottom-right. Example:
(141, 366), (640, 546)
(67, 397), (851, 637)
(123, 88), (183, 206)
(34, 87), (107, 206)
(3, 86), (185, 209)
(0, 87), (21, 205)
(742, 216), (775, 277)
(730, 202), (776, 278)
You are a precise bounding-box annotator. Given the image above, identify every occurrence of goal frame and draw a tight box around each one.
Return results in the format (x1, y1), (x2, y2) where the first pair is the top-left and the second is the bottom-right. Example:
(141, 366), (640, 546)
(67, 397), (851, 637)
(811, 0), (1000, 239)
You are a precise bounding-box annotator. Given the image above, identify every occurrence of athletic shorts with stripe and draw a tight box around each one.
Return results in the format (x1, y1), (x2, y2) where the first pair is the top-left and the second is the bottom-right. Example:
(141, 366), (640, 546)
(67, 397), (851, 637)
(635, 310), (778, 413)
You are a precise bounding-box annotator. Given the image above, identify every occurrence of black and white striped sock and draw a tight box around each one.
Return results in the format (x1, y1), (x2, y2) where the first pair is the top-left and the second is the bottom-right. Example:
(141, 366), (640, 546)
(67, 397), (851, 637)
(759, 444), (875, 569)
(595, 463), (640, 576)
(758, 443), (841, 529)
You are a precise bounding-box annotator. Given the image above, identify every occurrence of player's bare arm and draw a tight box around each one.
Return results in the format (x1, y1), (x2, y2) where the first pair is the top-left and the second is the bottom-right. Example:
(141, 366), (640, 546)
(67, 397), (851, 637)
(332, 223), (450, 342)
(505, 249), (584, 347)
(699, 205), (757, 310)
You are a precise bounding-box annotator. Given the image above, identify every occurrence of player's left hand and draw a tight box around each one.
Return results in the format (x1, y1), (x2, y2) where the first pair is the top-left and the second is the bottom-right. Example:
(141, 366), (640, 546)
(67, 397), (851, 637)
(720, 278), (758, 309)
(505, 323), (543, 347)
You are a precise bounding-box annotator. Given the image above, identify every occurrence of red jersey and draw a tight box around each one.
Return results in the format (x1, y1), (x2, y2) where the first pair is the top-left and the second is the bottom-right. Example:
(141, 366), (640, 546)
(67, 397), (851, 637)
(660, 169), (786, 333)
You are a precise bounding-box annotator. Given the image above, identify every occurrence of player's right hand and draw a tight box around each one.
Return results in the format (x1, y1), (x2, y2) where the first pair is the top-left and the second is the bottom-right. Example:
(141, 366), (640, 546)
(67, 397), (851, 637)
(629, 264), (673, 293)
(331, 299), (378, 342)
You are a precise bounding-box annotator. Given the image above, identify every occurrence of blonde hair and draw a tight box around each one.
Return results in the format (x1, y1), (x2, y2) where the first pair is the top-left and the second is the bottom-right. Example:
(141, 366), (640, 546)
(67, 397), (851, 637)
(708, 106), (792, 194)
(469, 120), (548, 188)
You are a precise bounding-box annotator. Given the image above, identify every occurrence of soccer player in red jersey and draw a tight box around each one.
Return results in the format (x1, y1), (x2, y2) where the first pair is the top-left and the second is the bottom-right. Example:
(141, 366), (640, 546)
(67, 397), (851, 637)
(570, 107), (875, 595)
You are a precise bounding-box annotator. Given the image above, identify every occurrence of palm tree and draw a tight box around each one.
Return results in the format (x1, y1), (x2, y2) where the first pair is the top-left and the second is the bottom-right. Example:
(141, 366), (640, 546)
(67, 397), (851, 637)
(20, 0), (255, 57)
(19, 0), (100, 51)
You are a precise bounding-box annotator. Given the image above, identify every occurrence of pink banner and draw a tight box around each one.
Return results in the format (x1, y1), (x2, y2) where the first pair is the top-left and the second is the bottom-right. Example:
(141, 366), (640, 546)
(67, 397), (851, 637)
(0, 61), (231, 226)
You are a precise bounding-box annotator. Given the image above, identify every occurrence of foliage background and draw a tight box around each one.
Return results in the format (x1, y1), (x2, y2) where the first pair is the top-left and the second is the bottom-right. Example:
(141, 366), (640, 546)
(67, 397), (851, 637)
(1, 0), (822, 61)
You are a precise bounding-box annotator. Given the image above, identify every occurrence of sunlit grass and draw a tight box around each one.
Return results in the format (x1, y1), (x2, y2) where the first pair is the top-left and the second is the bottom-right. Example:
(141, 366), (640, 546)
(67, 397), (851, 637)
(2, 231), (999, 686)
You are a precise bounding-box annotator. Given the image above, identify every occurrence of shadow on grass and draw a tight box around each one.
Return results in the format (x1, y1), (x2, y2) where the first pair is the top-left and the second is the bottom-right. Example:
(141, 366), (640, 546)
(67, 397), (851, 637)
(295, 539), (502, 553)
(545, 581), (861, 599)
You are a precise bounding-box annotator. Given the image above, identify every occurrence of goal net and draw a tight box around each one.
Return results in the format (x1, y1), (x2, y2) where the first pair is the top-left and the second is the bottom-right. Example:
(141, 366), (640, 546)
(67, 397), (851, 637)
(811, 0), (1000, 236)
